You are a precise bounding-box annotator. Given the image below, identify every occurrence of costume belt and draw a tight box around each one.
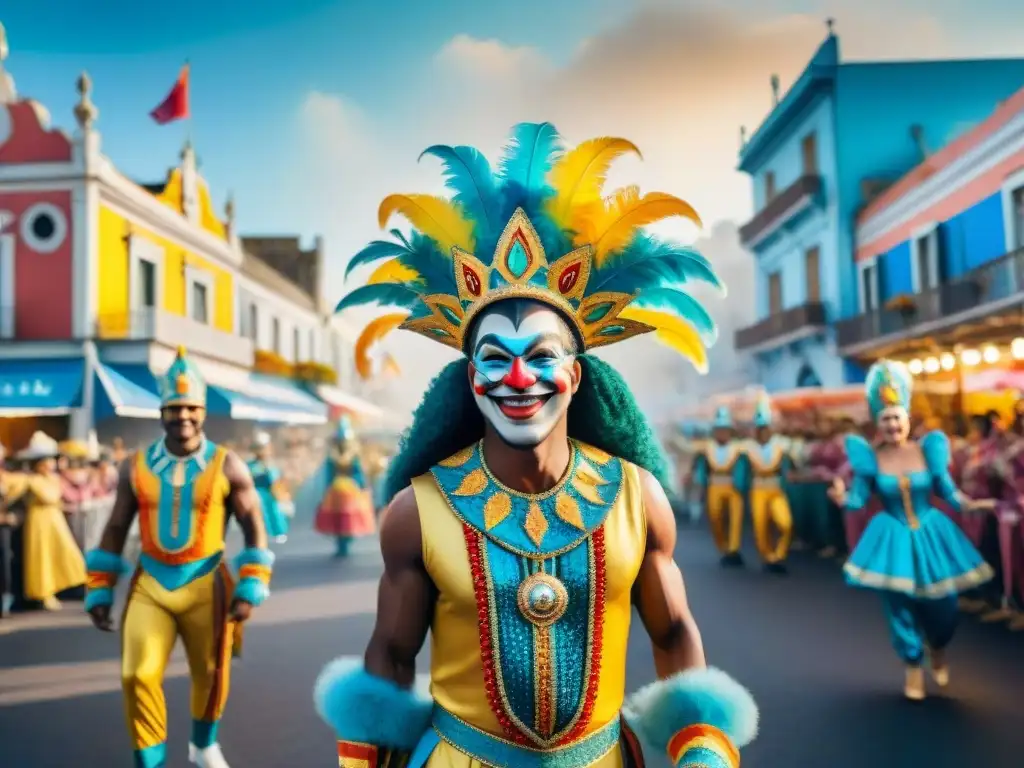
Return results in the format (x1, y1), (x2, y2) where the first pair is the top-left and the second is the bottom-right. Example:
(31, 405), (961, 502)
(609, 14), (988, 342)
(752, 475), (781, 490)
(432, 706), (621, 768)
(709, 473), (734, 486)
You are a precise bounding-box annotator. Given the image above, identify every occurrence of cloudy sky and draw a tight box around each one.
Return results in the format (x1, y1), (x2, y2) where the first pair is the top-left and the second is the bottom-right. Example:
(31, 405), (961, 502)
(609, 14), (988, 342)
(6, 0), (1024, 412)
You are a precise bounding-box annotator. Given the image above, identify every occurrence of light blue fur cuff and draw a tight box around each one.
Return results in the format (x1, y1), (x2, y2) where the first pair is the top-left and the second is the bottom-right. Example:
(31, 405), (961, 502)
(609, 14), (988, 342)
(233, 547), (276, 570)
(313, 657), (432, 750)
(623, 667), (758, 755)
(85, 549), (130, 574)
(233, 576), (270, 607)
(84, 587), (114, 611)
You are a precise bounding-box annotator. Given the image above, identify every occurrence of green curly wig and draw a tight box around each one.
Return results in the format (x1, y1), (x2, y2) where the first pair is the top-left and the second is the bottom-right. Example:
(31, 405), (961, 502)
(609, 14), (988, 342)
(383, 354), (671, 504)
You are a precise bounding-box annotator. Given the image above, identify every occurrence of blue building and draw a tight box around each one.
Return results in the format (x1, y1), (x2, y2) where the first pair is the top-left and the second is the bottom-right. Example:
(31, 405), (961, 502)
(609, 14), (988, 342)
(733, 24), (1024, 393)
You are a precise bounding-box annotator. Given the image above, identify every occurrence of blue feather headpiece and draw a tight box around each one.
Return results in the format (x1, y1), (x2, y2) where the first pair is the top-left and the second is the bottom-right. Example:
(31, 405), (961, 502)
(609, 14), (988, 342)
(753, 397), (773, 428)
(337, 123), (726, 375)
(865, 360), (913, 419)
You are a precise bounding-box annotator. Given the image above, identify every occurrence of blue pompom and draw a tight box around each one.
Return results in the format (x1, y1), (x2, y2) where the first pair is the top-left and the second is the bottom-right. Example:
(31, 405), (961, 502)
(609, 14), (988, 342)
(623, 667), (758, 752)
(84, 587), (114, 612)
(233, 577), (269, 607)
(313, 658), (432, 750)
(233, 547), (276, 569)
(85, 549), (129, 574)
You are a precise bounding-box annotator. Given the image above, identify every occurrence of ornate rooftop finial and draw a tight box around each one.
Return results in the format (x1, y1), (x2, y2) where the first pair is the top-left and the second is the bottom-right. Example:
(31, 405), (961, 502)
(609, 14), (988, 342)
(739, 125), (747, 149)
(0, 21), (8, 63)
(74, 71), (98, 130)
(770, 74), (780, 106)
(826, 18), (835, 36)
(225, 191), (235, 224)
(0, 21), (17, 105)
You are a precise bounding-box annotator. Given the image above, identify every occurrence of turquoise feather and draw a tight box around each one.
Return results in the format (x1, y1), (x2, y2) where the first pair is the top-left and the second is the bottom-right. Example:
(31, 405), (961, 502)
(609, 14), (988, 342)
(498, 122), (562, 194)
(629, 287), (718, 344)
(396, 233), (458, 296)
(588, 236), (724, 295)
(334, 283), (422, 314)
(419, 145), (500, 238)
(390, 228), (412, 248)
(344, 240), (410, 281)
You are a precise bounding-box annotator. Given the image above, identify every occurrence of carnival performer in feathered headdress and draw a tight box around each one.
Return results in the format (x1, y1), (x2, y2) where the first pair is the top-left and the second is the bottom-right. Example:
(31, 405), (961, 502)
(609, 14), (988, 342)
(314, 124), (757, 768)
(82, 347), (274, 768)
(248, 431), (293, 545)
(739, 396), (795, 574)
(828, 360), (995, 701)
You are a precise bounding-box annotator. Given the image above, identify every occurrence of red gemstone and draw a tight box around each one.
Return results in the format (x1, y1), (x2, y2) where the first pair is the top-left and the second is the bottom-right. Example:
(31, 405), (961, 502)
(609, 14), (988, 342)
(559, 263), (581, 294)
(462, 265), (482, 296)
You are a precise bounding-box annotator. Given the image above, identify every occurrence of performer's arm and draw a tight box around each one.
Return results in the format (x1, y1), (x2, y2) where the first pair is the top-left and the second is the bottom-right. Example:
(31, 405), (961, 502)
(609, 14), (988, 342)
(224, 452), (272, 622)
(85, 460), (138, 629)
(626, 467), (758, 768)
(314, 487), (435, 765)
(633, 467), (704, 675)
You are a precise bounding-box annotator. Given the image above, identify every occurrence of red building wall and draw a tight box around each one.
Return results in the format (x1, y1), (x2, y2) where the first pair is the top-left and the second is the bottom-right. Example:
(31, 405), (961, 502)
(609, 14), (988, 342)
(0, 190), (75, 339)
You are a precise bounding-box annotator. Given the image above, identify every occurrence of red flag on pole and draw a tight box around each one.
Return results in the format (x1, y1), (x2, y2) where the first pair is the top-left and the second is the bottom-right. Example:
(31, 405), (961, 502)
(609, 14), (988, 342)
(150, 64), (190, 125)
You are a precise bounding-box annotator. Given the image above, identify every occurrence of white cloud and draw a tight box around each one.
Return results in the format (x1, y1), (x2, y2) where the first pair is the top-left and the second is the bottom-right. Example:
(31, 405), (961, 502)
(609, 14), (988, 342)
(292, 4), (1005, 414)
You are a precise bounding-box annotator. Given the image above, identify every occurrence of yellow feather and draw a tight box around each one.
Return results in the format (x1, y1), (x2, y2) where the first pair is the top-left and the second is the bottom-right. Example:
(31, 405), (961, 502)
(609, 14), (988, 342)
(573, 186), (702, 265)
(355, 313), (407, 380)
(367, 258), (420, 285)
(546, 137), (641, 229)
(618, 307), (708, 373)
(378, 194), (474, 255)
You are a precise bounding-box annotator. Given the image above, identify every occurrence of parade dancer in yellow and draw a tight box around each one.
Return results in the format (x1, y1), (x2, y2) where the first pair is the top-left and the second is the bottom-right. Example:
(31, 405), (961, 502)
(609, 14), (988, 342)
(743, 398), (794, 575)
(83, 347), (273, 768)
(313, 123), (757, 768)
(692, 406), (748, 567)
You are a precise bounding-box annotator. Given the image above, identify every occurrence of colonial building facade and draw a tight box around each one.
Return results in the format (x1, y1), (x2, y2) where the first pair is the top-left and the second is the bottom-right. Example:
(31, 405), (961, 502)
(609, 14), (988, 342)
(0, 25), (375, 450)
(734, 24), (1024, 393)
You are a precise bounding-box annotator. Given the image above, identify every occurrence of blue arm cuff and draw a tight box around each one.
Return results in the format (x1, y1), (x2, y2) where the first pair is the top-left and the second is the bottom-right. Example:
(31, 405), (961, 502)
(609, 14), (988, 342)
(313, 657), (432, 751)
(233, 547), (276, 570)
(85, 549), (130, 574)
(84, 587), (114, 611)
(233, 576), (270, 607)
(623, 667), (758, 755)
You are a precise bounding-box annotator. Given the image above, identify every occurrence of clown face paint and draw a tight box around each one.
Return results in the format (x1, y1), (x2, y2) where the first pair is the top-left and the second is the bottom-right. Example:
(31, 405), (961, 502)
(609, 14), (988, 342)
(469, 304), (578, 448)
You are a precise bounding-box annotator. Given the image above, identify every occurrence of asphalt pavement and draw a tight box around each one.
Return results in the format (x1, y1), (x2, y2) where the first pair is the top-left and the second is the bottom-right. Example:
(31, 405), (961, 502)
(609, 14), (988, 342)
(1, 524), (1022, 768)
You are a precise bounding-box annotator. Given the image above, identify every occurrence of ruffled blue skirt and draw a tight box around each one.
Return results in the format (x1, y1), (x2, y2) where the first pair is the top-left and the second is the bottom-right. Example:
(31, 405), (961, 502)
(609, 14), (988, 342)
(843, 508), (993, 598)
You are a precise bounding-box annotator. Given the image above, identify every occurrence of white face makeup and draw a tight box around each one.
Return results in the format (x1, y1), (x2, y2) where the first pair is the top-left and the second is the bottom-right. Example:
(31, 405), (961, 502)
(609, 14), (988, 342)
(877, 406), (910, 445)
(469, 304), (578, 448)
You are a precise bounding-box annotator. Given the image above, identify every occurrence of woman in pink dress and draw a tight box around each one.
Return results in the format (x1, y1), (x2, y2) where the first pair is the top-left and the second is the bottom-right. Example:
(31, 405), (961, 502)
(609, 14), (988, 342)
(314, 417), (376, 558)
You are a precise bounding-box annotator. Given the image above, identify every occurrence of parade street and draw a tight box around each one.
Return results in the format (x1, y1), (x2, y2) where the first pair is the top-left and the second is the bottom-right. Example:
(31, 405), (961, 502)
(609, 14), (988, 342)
(1, 526), (1022, 768)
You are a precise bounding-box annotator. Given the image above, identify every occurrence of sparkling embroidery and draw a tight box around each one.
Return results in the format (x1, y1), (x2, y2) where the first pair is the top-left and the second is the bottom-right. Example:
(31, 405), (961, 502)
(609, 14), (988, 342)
(524, 503), (549, 546)
(454, 468), (488, 496)
(439, 445), (475, 468)
(484, 492), (513, 529)
(555, 492), (585, 529)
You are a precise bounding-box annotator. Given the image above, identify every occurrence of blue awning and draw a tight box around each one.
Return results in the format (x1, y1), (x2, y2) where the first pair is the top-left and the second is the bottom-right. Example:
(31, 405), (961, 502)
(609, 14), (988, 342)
(105, 365), (328, 425)
(94, 363), (162, 420)
(0, 358), (84, 416)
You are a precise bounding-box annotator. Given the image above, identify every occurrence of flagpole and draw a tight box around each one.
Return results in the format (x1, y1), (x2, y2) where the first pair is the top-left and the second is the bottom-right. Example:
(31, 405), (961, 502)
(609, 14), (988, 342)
(184, 58), (192, 148)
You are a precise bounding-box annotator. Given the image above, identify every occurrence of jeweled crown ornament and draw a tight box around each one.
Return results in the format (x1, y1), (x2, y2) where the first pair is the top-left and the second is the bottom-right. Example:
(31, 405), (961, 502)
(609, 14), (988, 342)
(337, 123), (726, 378)
(866, 359), (912, 418)
(159, 345), (206, 408)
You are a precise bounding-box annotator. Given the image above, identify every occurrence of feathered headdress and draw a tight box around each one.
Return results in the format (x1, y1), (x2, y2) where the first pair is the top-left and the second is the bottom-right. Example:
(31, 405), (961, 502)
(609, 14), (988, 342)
(712, 405), (733, 430)
(865, 360), (912, 419)
(337, 123), (725, 377)
(753, 396), (773, 429)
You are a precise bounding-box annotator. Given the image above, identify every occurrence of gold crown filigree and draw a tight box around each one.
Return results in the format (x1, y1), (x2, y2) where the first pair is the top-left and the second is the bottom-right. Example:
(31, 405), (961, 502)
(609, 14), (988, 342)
(399, 208), (654, 352)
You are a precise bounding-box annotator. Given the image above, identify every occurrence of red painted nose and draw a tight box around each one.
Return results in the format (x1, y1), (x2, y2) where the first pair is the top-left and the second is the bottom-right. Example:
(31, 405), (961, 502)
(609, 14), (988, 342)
(503, 357), (537, 390)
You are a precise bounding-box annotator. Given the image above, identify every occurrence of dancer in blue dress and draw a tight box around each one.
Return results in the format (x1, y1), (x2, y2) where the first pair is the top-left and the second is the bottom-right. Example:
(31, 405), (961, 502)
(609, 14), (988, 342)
(248, 432), (291, 544)
(829, 360), (995, 701)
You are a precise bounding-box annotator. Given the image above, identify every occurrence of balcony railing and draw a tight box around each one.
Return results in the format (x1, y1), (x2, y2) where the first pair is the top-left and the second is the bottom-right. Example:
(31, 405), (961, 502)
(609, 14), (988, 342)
(95, 308), (255, 368)
(836, 248), (1024, 351)
(734, 301), (828, 351)
(740, 175), (822, 246)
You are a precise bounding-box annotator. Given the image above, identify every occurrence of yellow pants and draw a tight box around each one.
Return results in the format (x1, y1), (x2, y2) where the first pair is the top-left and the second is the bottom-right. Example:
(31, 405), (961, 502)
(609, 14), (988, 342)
(749, 486), (793, 564)
(121, 565), (235, 750)
(705, 485), (743, 555)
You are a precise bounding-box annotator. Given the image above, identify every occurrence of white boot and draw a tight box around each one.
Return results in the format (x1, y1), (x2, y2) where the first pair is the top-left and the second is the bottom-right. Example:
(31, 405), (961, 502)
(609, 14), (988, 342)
(189, 742), (231, 768)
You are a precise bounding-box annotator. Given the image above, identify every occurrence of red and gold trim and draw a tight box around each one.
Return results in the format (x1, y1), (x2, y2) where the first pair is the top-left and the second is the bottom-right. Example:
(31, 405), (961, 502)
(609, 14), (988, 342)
(668, 724), (740, 767)
(556, 525), (606, 746)
(337, 740), (379, 768)
(86, 571), (118, 590)
(203, 564), (235, 720)
(463, 523), (533, 745)
(238, 563), (273, 584)
(534, 624), (555, 737)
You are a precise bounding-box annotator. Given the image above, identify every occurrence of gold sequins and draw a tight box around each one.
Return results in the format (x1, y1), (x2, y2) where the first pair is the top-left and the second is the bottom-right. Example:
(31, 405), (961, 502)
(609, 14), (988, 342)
(555, 492), (585, 529)
(439, 445), (475, 468)
(578, 443), (610, 465)
(534, 625), (555, 737)
(524, 503), (549, 546)
(517, 572), (569, 627)
(454, 468), (488, 496)
(483, 492), (512, 529)
(572, 476), (606, 505)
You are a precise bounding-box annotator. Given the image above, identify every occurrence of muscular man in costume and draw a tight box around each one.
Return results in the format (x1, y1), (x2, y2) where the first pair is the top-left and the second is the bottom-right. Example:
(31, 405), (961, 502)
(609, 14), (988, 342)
(84, 347), (274, 768)
(314, 123), (758, 768)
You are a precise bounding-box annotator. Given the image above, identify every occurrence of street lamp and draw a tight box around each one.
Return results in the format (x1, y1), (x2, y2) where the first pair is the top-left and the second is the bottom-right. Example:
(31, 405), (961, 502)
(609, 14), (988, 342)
(982, 345), (1000, 364)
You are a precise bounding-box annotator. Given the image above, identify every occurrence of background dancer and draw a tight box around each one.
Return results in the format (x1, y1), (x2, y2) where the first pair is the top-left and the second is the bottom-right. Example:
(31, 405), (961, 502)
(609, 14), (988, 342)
(829, 360), (996, 701)
(313, 416), (375, 558)
(692, 406), (748, 567)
